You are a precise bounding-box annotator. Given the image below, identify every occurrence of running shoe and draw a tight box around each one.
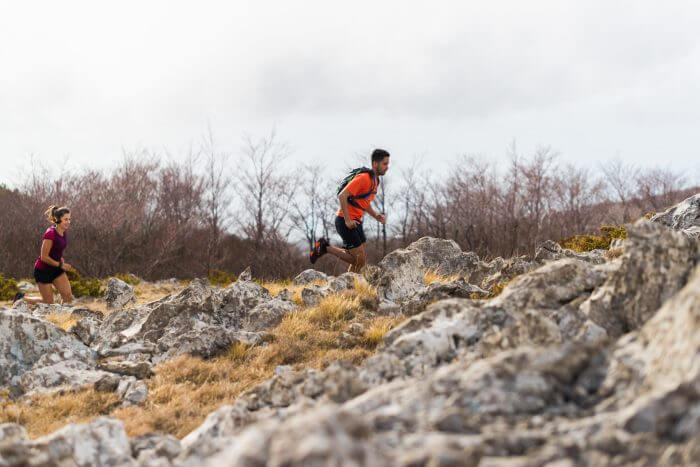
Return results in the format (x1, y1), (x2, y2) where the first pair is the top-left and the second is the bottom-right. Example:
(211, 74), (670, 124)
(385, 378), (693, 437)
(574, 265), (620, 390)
(309, 237), (329, 264)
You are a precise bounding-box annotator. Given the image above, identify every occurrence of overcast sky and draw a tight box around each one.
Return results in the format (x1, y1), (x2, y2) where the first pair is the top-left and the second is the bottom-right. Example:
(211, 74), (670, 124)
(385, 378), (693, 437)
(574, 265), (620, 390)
(1, 0), (699, 186)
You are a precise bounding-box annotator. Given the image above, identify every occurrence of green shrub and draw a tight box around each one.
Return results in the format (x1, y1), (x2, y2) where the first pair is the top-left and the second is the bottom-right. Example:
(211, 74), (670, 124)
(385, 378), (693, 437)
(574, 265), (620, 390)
(208, 269), (237, 287)
(559, 225), (628, 253)
(114, 273), (141, 286)
(0, 274), (19, 301)
(67, 270), (104, 298)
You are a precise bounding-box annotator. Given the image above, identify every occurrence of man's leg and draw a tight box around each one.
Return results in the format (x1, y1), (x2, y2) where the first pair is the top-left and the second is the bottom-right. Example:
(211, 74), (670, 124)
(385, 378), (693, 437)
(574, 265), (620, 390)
(326, 245), (355, 264)
(346, 244), (367, 273)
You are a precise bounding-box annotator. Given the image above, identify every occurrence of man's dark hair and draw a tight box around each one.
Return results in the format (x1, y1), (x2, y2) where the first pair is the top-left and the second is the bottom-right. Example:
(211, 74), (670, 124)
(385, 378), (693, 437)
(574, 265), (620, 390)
(371, 148), (390, 163)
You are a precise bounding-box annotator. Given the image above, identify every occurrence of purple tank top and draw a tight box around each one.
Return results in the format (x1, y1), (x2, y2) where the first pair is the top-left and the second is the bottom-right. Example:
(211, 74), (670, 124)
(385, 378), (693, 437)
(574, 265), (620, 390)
(34, 226), (68, 270)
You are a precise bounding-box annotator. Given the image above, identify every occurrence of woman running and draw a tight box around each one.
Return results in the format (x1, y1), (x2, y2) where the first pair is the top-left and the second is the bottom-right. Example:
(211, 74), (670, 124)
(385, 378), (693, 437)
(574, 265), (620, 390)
(16, 205), (75, 305)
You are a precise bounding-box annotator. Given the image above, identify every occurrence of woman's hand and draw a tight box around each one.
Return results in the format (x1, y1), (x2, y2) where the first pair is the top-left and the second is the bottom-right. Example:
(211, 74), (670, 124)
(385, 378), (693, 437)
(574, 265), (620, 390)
(345, 218), (358, 230)
(61, 261), (73, 271)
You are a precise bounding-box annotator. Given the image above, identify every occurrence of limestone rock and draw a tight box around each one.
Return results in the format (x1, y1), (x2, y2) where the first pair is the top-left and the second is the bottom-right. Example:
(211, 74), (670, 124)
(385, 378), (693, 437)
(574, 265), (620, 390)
(105, 277), (136, 309)
(98, 358), (154, 380)
(650, 192), (700, 237)
(69, 316), (101, 346)
(534, 239), (606, 264)
(580, 220), (699, 336)
(292, 269), (328, 285)
(0, 417), (133, 467)
(0, 309), (108, 396)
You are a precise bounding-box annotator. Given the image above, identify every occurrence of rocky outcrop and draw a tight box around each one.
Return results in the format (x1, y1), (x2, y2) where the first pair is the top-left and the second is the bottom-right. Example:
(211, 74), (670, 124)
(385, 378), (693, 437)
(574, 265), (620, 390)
(0, 309), (111, 397)
(292, 269), (328, 285)
(105, 277), (136, 309)
(534, 239), (607, 264)
(92, 276), (297, 363)
(0, 418), (133, 466)
(0, 194), (698, 466)
(580, 220), (698, 336)
(651, 192), (700, 238)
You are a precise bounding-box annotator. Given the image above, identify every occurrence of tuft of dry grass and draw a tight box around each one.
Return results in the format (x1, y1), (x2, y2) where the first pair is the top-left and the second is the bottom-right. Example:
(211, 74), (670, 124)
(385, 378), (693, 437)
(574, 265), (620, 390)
(0, 389), (120, 437)
(259, 279), (327, 306)
(605, 247), (624, 261)
(0, 275), (404, 440)
(424, 270), (460, 286)
(43, 312), (80, 331)
(363, 316), (402, 349)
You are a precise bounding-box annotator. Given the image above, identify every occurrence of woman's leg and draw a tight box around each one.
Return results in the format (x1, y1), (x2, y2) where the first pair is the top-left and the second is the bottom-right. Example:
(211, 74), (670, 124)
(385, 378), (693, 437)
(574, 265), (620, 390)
(52, 273), (74, 304)
(27, 283), (55, 304)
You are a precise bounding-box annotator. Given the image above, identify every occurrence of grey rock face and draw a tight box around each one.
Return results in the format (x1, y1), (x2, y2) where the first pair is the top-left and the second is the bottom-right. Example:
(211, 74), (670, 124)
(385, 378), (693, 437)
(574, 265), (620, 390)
(580, 220), (699, 336)
(0, 309), (110, 397)
(93, 276), (295, 363)
(205, 406), (386, 467)
(534, 239), (606, 264)
(651, 192), (700, 237)
(0, 417), (134, 467)
(131, 433), (181, 465)
(105, 277), (136, 309)
(373, 236), (538, 316)
(0, 424), (27, 445)
(70, 317), (101, 346)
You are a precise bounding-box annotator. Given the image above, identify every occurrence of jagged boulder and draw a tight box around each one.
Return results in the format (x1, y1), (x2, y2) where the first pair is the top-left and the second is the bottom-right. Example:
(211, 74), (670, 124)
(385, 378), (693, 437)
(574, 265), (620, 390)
(534, 239), (607, 264)
(292, 269), (328, 285)
(0, 309), (112, 397)
(93, 276), (296, 363)
(373, 237), (538, 315)
(205, 406), (386, 467)
(105, 277), (136, 309)
(580, 220), (699, 336)
(131, 433), (181, 465)
(0, 417), (133, 466)
(651, 192), (700, 238)
(374, 237), (480, 304)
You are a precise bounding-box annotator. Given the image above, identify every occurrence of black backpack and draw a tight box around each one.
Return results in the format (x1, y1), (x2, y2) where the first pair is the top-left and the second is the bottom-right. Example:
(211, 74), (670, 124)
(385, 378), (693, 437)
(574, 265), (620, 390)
(337, 167), (378, 209)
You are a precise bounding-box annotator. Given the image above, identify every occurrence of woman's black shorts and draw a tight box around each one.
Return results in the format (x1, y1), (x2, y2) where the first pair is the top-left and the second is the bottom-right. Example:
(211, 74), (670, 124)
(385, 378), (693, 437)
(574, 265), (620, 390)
(335, 215), (366, 250)
(33, 266), (65, 284)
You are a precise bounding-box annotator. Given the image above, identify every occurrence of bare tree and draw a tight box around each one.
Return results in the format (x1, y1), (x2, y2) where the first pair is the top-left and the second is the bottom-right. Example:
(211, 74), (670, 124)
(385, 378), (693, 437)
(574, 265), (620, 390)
(600, 158), (640, 223)
(289, 163), (326, 249)
(200, 130), (233, 275)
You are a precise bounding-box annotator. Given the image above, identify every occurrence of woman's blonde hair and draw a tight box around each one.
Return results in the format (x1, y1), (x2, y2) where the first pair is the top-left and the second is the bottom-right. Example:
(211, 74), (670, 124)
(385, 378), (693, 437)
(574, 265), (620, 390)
(45, 205), (71, 224)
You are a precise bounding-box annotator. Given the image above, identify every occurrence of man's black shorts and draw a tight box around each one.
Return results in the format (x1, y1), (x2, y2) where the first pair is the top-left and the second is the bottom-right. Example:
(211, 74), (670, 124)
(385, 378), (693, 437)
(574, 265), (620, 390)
(33, 266), (65, 284)
(335, 215), (366, 250)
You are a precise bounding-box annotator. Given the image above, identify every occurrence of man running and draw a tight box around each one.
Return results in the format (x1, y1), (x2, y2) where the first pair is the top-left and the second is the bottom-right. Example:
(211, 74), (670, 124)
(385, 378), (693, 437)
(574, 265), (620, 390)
(310, 148), (390, 272)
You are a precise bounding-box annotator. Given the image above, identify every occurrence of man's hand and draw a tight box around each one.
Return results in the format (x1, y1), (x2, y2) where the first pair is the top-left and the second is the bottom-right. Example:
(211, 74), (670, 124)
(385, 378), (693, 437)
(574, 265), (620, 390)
(345, 218), (358, 230)
(375, 213), (386, 224)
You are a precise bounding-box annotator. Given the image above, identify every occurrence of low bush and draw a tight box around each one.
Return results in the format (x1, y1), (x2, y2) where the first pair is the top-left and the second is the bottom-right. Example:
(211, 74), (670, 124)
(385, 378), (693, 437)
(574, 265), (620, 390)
(114, 273), (140, 286)
(208, 269), (236, 287)
(67, 270), (104, 298)
(0, 274), (19, 301)
(559, 225), (627, 252)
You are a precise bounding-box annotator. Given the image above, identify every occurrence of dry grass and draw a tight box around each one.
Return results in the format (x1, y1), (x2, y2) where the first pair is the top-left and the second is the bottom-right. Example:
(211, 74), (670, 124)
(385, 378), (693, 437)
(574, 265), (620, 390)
(259, 279), (327, 306)
(363, 316), (402, 349)
(0, 390), (120, 437)
(43, 312), (80, 331)
(424, 270), (460, 286)
(0, 276), (406, 440)
(605, 247), (624, 261)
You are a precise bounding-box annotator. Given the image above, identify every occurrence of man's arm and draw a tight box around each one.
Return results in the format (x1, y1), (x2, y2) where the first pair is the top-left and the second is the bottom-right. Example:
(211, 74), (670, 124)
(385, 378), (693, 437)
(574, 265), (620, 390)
(338, 188), (357, 229)
(365, 204), (385, 224)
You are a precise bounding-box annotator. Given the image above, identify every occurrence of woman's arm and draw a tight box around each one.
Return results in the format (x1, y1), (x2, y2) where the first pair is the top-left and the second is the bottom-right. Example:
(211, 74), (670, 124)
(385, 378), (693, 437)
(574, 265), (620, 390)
(40, 239), (62, 267)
